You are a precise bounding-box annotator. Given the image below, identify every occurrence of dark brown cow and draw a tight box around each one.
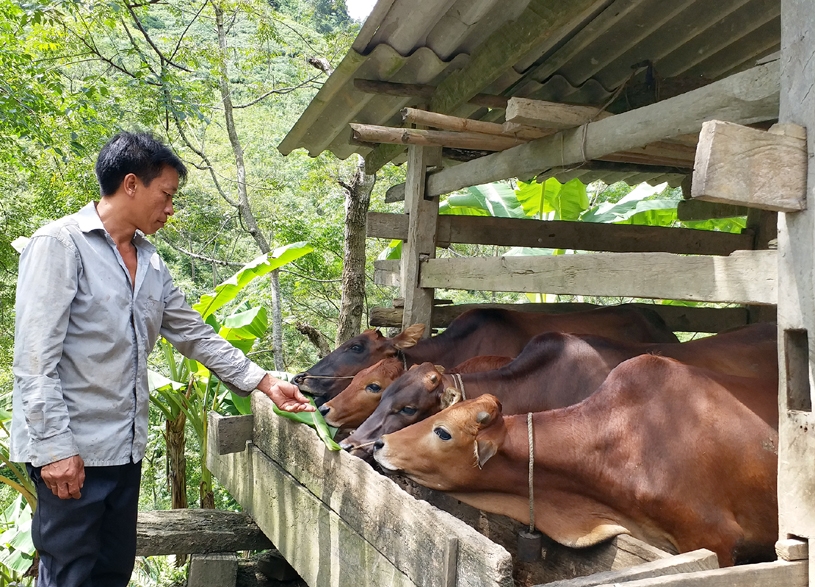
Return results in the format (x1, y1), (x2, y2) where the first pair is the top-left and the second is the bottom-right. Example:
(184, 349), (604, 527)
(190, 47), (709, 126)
(373, 355), (779, 566)
(342, 322), (777, 456)
(293, 305), (679, 399)
(320, 355), (512, 429)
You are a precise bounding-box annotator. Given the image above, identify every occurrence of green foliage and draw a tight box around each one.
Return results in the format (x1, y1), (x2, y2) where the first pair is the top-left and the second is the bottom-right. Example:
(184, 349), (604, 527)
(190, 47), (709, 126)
(516, 178), (588, 220)
(0, 494), (35, 584)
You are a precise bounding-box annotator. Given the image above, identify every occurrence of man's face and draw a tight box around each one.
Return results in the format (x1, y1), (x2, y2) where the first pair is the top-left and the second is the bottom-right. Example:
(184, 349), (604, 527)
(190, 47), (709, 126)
(133, 166), (179, 235)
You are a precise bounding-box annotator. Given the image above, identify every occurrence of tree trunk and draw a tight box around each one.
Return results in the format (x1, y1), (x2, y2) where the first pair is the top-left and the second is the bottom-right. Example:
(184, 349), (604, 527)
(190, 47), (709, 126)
(336, 156), (376, 345)
(271, 269), (284, 370)
(166, 410), (188, 565)
(166, 412), (188, 510)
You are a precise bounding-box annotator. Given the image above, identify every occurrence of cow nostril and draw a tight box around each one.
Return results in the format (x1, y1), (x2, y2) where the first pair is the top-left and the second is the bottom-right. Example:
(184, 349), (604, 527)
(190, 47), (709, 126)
(318, 405), (330, 417)
(292, 372), (306, 385)
(339, 441), (354, 451)
(373, 439), (384, 451)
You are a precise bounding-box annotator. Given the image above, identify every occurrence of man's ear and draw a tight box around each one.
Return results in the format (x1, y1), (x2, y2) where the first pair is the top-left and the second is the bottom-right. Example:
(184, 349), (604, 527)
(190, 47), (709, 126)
(393, 323), (425, 349)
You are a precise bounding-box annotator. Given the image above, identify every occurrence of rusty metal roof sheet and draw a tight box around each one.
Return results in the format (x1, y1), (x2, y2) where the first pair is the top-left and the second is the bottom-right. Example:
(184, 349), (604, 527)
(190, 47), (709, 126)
(279, 0), (779, 186)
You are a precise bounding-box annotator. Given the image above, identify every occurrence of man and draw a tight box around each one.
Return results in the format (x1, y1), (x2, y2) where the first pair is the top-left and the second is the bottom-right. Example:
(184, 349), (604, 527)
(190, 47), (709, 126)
(11, 131), (314, 587)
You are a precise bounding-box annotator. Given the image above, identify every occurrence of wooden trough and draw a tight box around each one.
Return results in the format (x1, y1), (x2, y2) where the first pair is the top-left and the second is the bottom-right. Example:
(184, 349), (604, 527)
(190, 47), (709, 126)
(207, 396), (805, 587)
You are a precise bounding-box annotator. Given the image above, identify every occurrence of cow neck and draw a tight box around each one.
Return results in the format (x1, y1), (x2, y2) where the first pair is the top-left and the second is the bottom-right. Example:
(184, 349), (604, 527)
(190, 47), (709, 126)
(454, 366), (544, 412)
(489, 407), (598, 496)
(400, 335), (464, 368)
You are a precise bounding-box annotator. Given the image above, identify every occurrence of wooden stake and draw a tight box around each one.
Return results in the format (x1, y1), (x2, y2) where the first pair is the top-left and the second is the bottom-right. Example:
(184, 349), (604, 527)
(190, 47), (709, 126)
(402, 107), (547, 140)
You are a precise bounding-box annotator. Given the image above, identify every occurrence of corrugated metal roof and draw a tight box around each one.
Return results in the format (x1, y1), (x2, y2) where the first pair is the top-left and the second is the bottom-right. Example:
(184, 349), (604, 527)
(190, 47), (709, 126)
(279, 0), (780, 187)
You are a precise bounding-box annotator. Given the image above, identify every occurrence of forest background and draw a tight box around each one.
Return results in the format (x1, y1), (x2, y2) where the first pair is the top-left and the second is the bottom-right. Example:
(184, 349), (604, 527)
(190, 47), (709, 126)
(0, 0), (745, 584)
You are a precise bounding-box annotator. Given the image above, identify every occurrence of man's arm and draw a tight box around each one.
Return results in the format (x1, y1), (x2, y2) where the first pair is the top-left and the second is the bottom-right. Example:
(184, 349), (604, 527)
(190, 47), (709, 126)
(157, 263), (313, 412)
(13, 234), (84, 498)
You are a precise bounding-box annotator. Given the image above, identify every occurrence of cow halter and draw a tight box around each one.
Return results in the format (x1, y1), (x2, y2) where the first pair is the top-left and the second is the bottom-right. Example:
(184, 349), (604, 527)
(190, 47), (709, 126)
(396, 349), (408, 371)
(452, 373), (466, 400)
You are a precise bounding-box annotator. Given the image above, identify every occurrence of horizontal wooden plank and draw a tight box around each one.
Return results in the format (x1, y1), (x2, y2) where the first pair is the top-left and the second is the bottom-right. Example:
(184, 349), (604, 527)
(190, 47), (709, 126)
(394, 476), (673, 586)
(426, 60), (780, 196)
(540, 549), (719, 587)
(211, 414), (253, 455)
(208, 441), (418, 587)
(136, 509), (272, 556)
(366, 213), (755, 255)
(351, 124), (528, 151)
(692, 121), (807, 212)
(418, 251), (777, 305)
(593, 560), (806, 587)
(505, 98), (612, 130)
(676, 200), (750, 221)
(368, 303), (757, 334)
(243, 397), (514, 587)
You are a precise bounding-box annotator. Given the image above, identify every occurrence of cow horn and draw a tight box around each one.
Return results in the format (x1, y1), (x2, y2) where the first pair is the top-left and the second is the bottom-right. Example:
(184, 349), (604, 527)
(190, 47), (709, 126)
(476, 411), (491, 425)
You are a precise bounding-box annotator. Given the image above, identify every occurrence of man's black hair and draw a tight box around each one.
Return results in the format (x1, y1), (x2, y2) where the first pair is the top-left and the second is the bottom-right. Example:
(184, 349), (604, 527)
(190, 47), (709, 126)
(95, 131), (188, 196)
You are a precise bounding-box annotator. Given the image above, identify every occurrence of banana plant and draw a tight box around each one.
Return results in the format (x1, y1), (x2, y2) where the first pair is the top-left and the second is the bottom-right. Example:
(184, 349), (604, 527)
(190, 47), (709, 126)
(148, 241), (314, 508)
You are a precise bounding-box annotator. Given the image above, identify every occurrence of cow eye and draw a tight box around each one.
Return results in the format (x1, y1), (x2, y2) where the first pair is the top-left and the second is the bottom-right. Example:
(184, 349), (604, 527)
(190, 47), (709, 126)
(366, 384), (382, 393)
(434, 427), (451, 441)
(400, 406), (417, 416)
(349, 344), (363, 353)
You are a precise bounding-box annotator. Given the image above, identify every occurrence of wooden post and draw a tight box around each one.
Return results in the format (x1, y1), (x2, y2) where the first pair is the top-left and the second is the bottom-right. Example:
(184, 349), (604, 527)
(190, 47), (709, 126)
(400, 144), (439, 334)
(778, 1), (815, 581)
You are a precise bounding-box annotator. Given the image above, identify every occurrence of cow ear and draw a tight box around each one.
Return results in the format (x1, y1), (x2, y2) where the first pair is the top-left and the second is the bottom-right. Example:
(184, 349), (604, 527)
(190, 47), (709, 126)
(440, 387), (462, 408)
(434, 365), (445, 374)
(393, 323), (425, 349)
(474, 438), (498, 469)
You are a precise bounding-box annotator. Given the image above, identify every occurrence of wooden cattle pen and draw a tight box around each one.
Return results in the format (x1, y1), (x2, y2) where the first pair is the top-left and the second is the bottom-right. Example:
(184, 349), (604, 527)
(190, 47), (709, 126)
(209, 0), (815, 585)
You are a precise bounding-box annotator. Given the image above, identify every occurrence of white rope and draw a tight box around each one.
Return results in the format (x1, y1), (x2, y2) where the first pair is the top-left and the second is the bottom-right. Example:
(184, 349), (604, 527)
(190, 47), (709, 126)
(453, 373), (466, 400)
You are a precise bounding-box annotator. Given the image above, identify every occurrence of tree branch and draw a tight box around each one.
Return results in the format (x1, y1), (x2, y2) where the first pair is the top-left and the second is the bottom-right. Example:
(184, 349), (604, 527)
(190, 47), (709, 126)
(232, 75), (323, 109)
(124, 1), (193, 72)
(295, 322), (332, 358)
(156, 234), (243, 267)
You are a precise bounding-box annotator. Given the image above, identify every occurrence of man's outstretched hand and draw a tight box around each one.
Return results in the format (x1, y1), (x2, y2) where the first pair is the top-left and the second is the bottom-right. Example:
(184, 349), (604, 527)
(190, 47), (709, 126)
(257, 373), (315, 413)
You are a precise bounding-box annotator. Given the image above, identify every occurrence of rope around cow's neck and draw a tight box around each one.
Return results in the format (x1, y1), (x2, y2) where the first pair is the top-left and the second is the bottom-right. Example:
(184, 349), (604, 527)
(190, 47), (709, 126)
(527, 412), (535, 533)
(397, 349), (408, 371)
(301, 375), (355, 380)
(453, 373), (466, 400)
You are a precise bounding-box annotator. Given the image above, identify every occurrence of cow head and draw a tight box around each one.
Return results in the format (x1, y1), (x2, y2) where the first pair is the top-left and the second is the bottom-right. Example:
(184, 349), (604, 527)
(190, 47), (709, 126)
(373, 394), (507, 490)
(318, 357), (405, 428)
(292, 323), (425, 399)
(339, 362), (449, 457)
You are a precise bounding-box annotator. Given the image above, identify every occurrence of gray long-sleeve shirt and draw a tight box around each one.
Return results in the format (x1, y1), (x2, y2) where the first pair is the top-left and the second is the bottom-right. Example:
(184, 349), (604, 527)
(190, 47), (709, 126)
(11, 202), (266, 467)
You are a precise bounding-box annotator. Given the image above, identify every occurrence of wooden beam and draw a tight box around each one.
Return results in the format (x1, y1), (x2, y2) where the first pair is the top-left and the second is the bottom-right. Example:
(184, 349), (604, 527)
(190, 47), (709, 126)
(676, 200), (749, 221)
(540, 549), (718, 587)
(425, 60), (780, 197)
(207, 395), (515, 587)
(369, 303), (756, 334)
(210, 413), (253, 455)
(577, 560), (806, 587)
(136, 509), (273, 556)
(366, 213), (755, 255)
(692, 120), (807, 212)
(429, 0), (598, 116)
(400, 145), (438, 333)
(505, 98), (613, 130)
(777, 1), (815, 560)
(351, 123), (527, 151)
(418, 250), (778, 305)
(353, 79), (508, 110)
(402, 107), (547, 140)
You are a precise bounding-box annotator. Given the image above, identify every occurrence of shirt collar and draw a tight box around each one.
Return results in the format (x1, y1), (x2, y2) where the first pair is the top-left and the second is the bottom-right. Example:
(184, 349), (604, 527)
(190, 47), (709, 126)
(75, 201), (156, 254)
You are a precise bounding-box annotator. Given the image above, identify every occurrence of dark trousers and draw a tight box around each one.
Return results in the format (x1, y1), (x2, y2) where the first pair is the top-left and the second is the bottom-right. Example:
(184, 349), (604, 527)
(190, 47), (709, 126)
(27, 461), (142, 587)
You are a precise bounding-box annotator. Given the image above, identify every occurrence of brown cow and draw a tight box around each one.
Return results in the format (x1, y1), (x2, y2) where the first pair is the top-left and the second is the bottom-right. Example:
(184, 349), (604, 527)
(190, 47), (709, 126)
(293, 305), (679, 399)
(320, 355), (513, 429)
(342, 322), (777, 456)
(373, 355), (779, 566)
